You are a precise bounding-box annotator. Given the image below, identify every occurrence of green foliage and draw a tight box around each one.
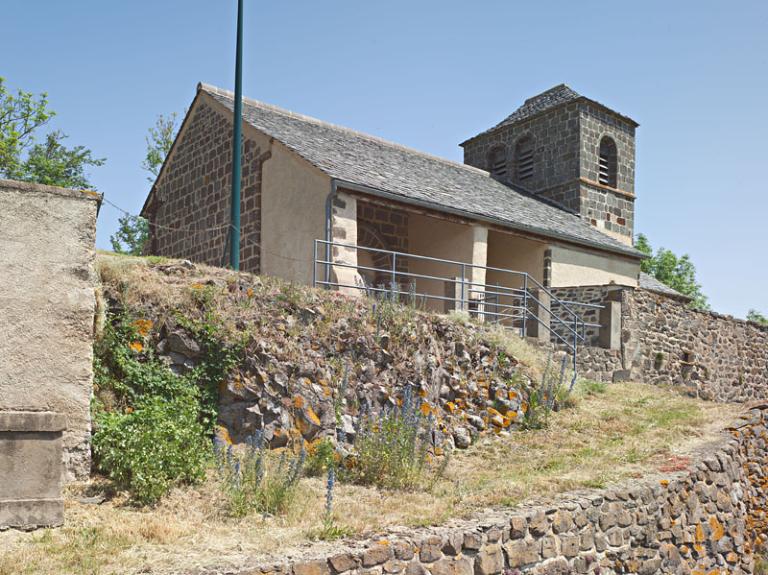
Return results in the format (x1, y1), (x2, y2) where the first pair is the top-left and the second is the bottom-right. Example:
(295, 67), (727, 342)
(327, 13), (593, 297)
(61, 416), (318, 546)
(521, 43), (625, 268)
(215, 434), (304, 517)
(345, 388), (439, 490)
(635, 233), (709, 310)
(747, 309), (768, 326)
(20, 130), (105, 189)
(93, 395), (209, 505)
(93, 310), (242, 504)
(305, 438), (337, 477)
(142, 113), (178, 181)
(110, 214), (149, 256)
(575, 379), (608, 397)
(521, 353), (569, 430)
(0, 78), (104, 188)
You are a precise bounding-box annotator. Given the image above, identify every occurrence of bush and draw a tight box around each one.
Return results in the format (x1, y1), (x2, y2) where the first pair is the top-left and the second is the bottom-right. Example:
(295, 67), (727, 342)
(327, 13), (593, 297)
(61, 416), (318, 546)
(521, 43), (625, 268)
(344, 388), (439, 490)
(215, 432), (305, 517)
(92, 310), (242, 504)
(93, 395), (209, 505)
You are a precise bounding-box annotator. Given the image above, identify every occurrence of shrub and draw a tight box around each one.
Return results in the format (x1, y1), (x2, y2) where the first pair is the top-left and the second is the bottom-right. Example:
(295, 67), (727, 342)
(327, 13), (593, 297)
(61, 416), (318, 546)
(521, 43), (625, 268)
(343, 387), (438, 490)
(215, 432), (305, 517)
(93, 395), (209, 505)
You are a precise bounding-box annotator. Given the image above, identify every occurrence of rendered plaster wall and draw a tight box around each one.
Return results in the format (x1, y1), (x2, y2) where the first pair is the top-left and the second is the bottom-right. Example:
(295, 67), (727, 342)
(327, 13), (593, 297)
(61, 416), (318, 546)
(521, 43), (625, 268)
(0, 179), (99, 481)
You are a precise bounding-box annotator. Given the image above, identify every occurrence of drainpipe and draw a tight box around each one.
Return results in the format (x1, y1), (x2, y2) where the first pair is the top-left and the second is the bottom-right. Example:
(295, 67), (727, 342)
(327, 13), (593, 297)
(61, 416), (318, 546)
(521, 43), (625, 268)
(324, 179), (340, 284)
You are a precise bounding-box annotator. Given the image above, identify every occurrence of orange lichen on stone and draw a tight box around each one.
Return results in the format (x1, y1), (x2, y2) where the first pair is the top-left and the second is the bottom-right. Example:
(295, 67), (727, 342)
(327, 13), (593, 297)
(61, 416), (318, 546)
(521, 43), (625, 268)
(292, 395), (305, 409)
(420, 402), (433, 416)
(129, 341), (144, 353)
(709, 516), (725, 541)
(214, 425), (232, 445)
(445, 402), (457, 414)
(660, 479), (670, 487)
(132, 318), (153, 337)
(695, 523), (705, 543)
(306, 407), (321, 425)
(508, 390), (518, 400)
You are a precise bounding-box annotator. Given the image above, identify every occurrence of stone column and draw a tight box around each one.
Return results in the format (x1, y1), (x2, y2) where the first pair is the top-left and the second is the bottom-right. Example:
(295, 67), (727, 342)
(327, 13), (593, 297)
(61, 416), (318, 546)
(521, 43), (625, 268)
(599, 300), (622, 350)
(329, 192), (364, 296)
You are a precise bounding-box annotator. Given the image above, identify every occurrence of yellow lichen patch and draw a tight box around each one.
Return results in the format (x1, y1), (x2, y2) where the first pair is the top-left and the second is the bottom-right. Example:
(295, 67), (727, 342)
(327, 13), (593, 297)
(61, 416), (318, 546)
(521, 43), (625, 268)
(695, 523), (705, 543)
(128, 341), (144, 353)
(292, 395), (305, 409)
(306, 408), (321, 426)
(508, 390), (518, 400)
(190, 282), (205, 290)
(420, 402), (433, 417)
(214, 425), (232, 445)
(490, 414), (505, 428)
(246, 287), (254, 298)
(521, 402), (529, 413)
(131, 318), (153, 337)
(660, 479), (669, 487)
(445, 402), (457, 414)
(709, 516), (724, 541)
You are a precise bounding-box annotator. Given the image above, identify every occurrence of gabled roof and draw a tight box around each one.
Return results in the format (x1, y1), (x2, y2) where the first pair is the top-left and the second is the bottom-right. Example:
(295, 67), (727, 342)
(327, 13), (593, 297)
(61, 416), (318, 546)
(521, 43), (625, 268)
(461, 84), (639, 145)
(196, 83), (643, 259)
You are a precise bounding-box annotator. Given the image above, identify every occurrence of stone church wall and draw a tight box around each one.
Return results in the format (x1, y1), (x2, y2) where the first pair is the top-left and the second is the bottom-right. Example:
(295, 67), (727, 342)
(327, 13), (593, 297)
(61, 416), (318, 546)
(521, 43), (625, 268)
(234, 405), (768, 575)
(145, 97), (266, 273)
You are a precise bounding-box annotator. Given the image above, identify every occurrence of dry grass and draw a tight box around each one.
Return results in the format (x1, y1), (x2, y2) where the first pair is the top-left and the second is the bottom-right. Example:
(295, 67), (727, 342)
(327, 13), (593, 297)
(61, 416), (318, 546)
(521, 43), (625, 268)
(0, 382), (740, 575)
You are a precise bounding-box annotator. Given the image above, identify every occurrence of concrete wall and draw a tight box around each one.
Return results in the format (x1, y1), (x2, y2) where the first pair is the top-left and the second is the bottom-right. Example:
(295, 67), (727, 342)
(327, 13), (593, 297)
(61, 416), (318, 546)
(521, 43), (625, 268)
(240, 406), (768, 575)
(549, 244), (639, 288)
(0, 179), (99, 485)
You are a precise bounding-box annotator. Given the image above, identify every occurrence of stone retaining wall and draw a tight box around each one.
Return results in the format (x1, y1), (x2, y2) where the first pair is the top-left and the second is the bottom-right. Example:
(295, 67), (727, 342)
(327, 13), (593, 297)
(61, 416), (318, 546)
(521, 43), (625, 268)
(231, 405), (768, 575)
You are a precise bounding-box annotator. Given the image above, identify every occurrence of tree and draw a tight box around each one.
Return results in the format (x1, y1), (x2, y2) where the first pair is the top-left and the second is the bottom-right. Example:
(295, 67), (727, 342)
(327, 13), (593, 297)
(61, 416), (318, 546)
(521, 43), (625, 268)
(747, 310), (768, 326)
(0, 77), (104, 188)
(109, 114), (178, 255)
(635, 233), (709, 310)
(142, 113), (178, 182)
(110, 214), (149, 256)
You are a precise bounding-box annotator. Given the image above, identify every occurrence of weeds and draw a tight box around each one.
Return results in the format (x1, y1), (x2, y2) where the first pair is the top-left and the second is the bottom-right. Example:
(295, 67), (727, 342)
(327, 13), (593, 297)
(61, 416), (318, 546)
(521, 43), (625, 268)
(344, 386), (440, 490)
(215, 432), (305, 517)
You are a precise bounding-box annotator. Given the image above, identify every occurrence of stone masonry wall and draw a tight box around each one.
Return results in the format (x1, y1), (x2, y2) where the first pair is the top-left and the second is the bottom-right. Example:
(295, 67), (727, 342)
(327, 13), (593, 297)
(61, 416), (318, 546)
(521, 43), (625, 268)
(356, 199), (410, 287)
(0, 179), (99, 481)
(462, 102), (581, 202)
(239, 406), (768, 575)
(622, 289), (768, 403)
(145, 98), (267, 273)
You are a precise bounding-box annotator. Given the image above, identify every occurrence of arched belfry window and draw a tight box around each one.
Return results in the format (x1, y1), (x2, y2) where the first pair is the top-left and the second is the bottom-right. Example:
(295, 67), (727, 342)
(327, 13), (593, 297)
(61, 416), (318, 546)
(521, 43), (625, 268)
(514, 136), (534, 183)
(598, 136), (618, 187)
(488, 146), (507, 179)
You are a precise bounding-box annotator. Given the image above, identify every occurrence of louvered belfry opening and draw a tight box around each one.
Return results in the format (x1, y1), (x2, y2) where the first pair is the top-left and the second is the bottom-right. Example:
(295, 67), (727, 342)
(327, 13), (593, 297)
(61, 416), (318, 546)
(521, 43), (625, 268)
(515, 136), (534, 183)
(488, 146), (507, 179)
(598, 136), (618, 187)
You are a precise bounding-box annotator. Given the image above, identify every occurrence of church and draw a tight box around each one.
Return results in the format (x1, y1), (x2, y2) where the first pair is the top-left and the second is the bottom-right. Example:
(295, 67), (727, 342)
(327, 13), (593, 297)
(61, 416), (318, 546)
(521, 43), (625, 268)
(141, 83), (649, 325)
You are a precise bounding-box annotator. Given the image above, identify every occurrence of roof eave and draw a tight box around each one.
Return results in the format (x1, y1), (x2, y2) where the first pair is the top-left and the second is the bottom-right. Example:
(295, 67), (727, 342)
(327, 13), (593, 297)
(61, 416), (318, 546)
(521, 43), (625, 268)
(333, 178), (644, 261)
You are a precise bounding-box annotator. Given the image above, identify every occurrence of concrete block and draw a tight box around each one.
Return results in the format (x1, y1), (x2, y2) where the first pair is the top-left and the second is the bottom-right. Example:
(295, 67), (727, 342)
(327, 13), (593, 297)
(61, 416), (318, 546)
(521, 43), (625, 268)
(0, 411), (65, 529)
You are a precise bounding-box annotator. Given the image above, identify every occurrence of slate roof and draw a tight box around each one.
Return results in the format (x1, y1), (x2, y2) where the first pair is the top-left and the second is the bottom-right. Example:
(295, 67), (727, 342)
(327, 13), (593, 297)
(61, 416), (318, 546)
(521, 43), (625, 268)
(461, 84), (639, 145)
(201, 83), (643, 259)
(639, 272), (691, 300)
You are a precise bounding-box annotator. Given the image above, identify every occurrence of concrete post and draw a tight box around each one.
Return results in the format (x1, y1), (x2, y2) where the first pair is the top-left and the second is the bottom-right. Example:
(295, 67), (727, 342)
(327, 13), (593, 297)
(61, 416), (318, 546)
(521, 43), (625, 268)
(599, 300), (622, 350)
(329, 192), (363, 296)
(526, 289), (551, 343)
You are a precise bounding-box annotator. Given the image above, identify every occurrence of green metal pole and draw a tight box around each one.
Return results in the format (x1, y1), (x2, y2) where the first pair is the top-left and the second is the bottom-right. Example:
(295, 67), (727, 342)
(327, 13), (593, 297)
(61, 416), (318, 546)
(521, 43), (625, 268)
(229, 0), (244, 270)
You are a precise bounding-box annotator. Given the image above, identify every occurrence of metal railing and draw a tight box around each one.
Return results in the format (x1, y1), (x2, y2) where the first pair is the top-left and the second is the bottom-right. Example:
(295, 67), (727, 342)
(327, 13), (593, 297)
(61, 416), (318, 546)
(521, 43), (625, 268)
(313, 239), (599, 387)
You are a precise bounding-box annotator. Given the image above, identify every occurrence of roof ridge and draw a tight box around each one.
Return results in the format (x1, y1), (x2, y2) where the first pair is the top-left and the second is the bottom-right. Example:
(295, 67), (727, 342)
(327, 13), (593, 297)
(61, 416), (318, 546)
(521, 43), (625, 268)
(199, 83), (491, 177)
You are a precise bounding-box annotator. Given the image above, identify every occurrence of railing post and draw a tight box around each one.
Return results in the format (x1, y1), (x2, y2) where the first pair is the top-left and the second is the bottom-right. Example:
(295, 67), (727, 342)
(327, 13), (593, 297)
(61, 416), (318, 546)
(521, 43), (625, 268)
(312, 239), (317, 288)
(460, 264), (466, 312)
(571, 316), (578, 390)
(391, 252), (397, 301)
(521, 274), (528, 338)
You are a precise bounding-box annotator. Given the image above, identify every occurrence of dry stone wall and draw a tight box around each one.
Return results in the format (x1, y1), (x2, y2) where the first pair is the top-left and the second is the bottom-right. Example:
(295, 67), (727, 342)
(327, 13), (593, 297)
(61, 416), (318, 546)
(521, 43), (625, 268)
(234, 406), (768, 575)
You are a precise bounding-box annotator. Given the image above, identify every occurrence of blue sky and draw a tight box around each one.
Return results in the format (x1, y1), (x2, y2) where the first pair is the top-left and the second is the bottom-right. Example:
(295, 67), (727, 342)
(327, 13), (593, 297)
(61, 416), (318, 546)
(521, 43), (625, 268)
(4, 1), (767, 317)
